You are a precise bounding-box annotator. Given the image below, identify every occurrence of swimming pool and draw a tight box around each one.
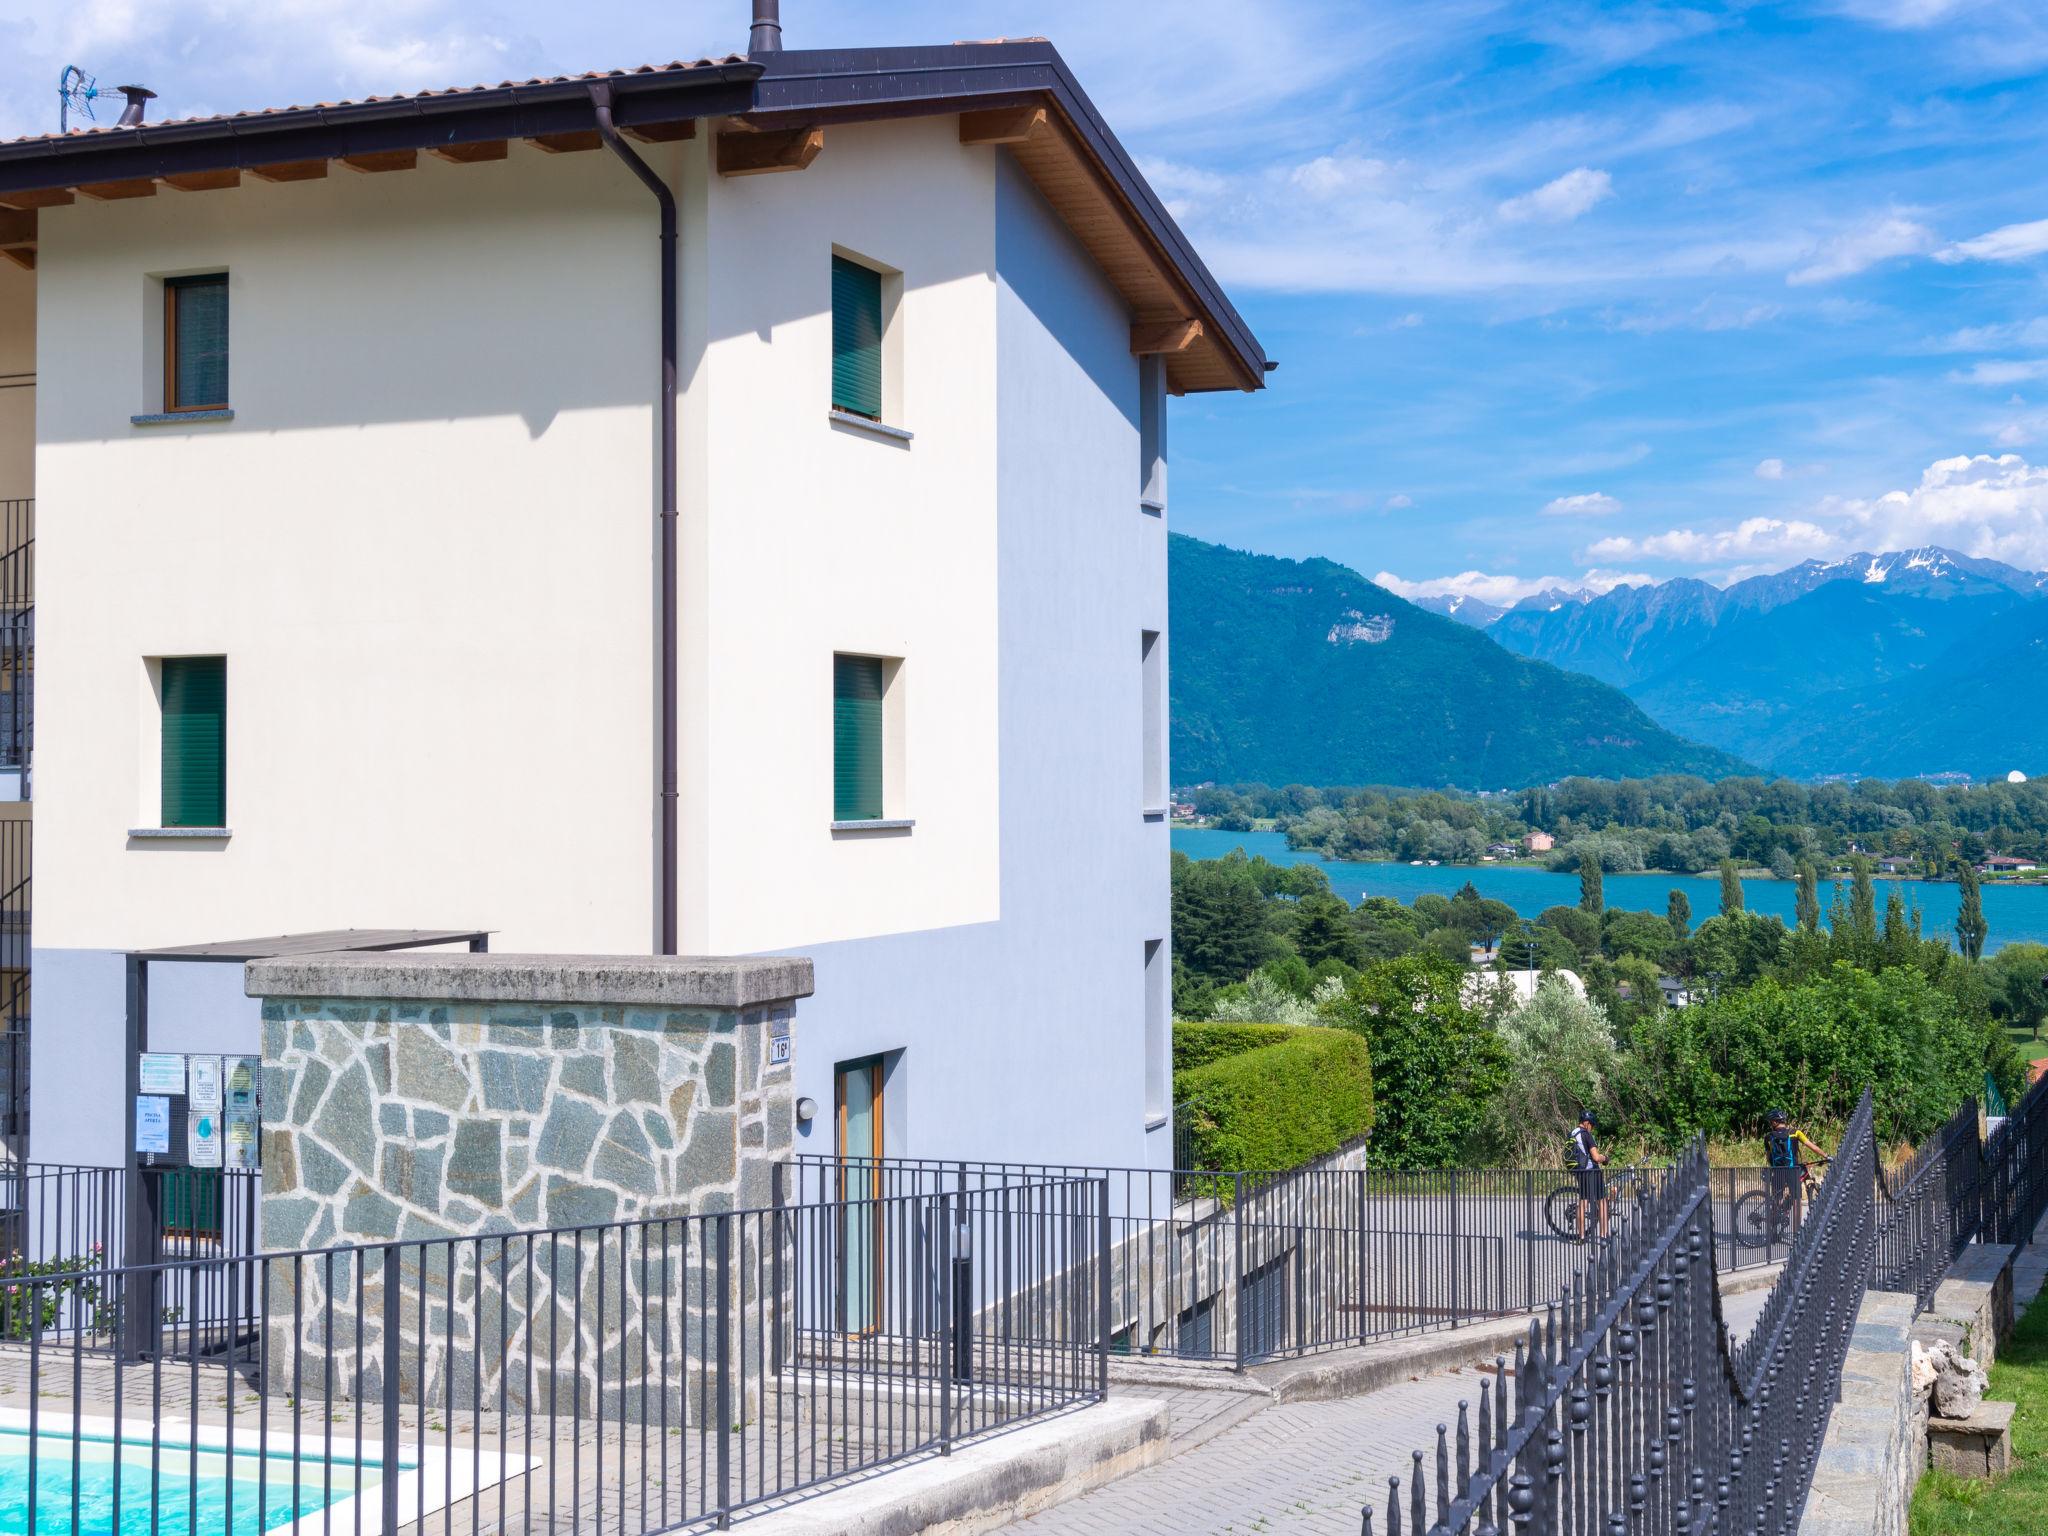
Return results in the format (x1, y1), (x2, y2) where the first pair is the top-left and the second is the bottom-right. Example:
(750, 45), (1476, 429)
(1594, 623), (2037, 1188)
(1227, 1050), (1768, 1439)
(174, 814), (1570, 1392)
(0, 1411), (535, 1536)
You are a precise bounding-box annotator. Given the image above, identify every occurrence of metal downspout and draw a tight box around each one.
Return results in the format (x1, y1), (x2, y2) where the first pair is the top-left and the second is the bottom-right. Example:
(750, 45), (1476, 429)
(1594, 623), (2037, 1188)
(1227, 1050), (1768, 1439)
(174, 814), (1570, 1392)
(590, 81), (680, 954)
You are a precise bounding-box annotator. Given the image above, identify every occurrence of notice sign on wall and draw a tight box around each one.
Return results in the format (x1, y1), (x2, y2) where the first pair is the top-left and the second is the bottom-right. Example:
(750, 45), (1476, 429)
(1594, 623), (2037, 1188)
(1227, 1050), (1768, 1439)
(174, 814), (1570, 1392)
(186, 1055), (222, 1112)
(187, 1107), (221, 1168)
(224, 1057), (259, 1111)
(223, 1108), (259, 1170)
(135, 1095), (171, 1156)
(138, 1054), (185, 1096)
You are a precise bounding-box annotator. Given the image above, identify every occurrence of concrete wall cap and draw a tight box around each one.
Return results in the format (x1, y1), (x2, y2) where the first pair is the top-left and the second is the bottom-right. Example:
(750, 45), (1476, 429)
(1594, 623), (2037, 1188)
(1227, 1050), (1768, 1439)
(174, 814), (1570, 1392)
(245, 951), (816, 1009)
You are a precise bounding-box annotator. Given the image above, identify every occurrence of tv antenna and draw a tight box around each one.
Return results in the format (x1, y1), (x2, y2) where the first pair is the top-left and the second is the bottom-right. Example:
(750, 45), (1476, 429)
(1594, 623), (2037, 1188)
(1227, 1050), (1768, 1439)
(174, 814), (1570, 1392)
(58, 65), (105, 133)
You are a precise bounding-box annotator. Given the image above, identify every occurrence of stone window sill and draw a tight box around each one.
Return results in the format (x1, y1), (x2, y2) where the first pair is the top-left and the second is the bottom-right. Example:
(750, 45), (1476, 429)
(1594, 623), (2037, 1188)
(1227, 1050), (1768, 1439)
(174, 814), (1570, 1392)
(132, 409), (235, 426)
(1144, 1113), (1171, 1131)
(829, 410), (913, 444)
(831, 818), (915, 835)
(129, 826), (233, 841)
(1142, 807), (1168, 822)
(1140, 498), (1165, 516)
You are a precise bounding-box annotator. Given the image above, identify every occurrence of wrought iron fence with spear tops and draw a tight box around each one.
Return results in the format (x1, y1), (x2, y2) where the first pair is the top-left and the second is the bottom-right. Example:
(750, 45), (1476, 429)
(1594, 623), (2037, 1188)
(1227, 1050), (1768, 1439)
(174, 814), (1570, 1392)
(1362, 1088), (1878, 1536)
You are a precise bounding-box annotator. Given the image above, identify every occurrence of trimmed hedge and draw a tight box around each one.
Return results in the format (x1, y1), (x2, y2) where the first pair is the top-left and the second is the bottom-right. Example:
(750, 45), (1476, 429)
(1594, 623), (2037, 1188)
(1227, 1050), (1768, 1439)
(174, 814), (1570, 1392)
(1173, 1023), (1373, 1173)
(1172, 1022), (1299, 1075)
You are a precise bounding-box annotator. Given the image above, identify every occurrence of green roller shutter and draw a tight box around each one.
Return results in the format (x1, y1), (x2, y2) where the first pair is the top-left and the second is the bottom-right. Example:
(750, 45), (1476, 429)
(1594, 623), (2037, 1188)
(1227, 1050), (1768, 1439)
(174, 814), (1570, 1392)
(831, 256), (883, 419)
(161, 656), (226, 828)
(169, 275), (229, 409)
(833, 655), (883, 822)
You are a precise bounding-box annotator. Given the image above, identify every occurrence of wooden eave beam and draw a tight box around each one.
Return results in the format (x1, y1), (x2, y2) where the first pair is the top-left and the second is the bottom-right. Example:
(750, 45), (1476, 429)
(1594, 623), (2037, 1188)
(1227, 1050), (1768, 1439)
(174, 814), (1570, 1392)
(250, 160), (329, 183)
(623, 120), (698, 144)
(429, 139), (508, 164)
(77, 178), (157, 201)
(1131, 318), (1203, 356)
(162, 168), (242, 192)
(959, 106), (1048, 146)
(717, 125), (823, 178)
(0, 209), (34, 247)
(0, 188), (74, 210)
(341, 150), (418, 174)
(528, 130), (601, 154)
(0, 249), (31, 273)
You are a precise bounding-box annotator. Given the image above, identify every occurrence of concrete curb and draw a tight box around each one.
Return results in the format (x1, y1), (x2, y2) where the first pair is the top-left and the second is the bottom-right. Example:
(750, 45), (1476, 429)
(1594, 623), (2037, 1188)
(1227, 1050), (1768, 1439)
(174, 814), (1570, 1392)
(734, 1398), (1168, 1535)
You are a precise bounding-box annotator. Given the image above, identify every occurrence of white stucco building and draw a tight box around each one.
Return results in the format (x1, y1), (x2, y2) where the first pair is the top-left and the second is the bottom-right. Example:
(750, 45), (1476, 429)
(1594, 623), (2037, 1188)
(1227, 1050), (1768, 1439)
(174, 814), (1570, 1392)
(0, 34), (1267, 1178)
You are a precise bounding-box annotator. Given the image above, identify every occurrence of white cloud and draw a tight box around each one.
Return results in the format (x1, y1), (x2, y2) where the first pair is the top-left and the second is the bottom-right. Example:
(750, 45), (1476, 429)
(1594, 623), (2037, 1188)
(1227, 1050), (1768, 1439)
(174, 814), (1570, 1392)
(1787, 214), (1938, 285)
(1498, 167), (1614, 224)
(1826, 0), (1986, 26)
(1384, 493), (1414, 509)
(1589, 518), (1834, 563)
(1540, 492), (1622, 517)
(1929, 318), (2048, 353)
(1826, 453), (2048, 568)
(1936, 218), (2048, 265)
(1949, 359), (2048, 386)
(1755, 458), (1787, 480)
(1376, 568), (1654, 604)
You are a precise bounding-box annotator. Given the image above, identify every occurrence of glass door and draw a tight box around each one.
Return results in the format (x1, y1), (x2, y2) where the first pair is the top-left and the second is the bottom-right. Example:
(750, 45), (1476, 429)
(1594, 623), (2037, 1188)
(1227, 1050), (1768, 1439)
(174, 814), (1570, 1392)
(836, 1058), (884, 1334)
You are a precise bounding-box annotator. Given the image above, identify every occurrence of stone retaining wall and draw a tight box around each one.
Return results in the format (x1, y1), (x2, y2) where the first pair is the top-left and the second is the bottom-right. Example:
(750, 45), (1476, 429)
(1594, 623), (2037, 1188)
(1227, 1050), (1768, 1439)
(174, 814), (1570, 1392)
(1796, 1289), (1921, 1536)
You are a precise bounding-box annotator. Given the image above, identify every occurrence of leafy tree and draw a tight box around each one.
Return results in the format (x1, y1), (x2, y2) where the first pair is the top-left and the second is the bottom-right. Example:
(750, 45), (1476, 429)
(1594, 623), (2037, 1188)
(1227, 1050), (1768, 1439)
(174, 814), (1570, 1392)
(1687, 911), (1789, 996)
(1538, 905), (1601, 962)
(1480, 978), (1620, 1164)
(1849, 857), (1878, 946)
(1719, 860), (1745, 915)
(1352, 897), (1422, 964)
(1292, 892), (1364, 970)
(1319, 954), (1511, 1168)
(1602, 909), (1676, 962)
(1956, 860), (1988, 962)
(1986, 943), (2048, 1039)
(1578, 851), (1604, 916)
(1794, 861), (1820, 934)
(1208, 972), (1344, 1026)
(1667, 889), (1692, 942)
(1171, 853), (1281, 985)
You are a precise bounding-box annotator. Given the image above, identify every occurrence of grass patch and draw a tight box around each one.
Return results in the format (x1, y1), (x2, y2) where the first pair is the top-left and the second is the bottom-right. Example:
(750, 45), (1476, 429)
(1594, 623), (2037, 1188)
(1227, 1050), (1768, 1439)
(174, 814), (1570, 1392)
(1910, 1282), (2048, 1534)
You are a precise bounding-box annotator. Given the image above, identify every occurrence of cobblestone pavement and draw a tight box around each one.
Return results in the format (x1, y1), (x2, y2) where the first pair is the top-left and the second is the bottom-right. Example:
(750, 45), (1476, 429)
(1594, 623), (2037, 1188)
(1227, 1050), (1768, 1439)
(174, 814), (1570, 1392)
(1006, 1291), (1777, 1535)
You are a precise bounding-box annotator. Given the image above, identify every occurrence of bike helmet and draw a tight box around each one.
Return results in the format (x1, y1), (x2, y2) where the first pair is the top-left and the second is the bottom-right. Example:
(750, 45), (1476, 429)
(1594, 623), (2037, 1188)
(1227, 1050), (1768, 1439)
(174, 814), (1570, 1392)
(1768, 1109), (1789, 1126)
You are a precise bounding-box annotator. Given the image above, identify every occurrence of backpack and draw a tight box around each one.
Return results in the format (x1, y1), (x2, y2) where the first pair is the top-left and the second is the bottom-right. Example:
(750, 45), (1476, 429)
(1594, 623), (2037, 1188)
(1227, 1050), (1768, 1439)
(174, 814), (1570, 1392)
(1766, 1127), (1795, 1168)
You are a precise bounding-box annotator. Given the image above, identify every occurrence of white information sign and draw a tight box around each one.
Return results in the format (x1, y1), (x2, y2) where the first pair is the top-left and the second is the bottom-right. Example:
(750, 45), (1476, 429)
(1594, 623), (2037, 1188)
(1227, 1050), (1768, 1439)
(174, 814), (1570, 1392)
(186, 1055), (222, 1112)
(224, 1056), (260, 1111)
(187, 1108), (222, 1169)
(135, 1095), (171, 1155)
(223, 1107), (259, 1171)
(769, 1037), (792, 1066)
(139, 1054), (186, 1095)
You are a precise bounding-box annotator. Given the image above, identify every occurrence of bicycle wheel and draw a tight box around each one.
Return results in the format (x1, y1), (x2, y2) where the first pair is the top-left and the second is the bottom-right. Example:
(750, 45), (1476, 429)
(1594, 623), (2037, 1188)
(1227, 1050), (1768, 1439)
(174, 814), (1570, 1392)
(1542, 1184), (1582, 1240)
(1729, 1189), (1782, 1249)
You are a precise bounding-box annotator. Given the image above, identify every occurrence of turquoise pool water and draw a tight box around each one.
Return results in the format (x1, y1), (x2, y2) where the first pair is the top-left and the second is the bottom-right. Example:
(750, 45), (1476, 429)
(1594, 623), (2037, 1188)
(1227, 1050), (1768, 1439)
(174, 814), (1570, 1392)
(0, 1426), (375, 1535)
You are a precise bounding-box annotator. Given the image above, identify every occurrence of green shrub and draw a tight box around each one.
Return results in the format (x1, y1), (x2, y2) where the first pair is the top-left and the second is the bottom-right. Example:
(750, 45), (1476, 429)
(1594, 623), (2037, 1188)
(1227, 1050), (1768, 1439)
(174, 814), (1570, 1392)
(1173, 1025), (1372, 1173)
(1172, 1021), (1298, 1075)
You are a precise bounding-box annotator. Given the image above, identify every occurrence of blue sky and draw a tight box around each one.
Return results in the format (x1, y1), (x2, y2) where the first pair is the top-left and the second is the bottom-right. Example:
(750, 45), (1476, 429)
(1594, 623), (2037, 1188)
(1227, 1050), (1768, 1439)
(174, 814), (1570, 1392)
(5, 1), (2046, 600)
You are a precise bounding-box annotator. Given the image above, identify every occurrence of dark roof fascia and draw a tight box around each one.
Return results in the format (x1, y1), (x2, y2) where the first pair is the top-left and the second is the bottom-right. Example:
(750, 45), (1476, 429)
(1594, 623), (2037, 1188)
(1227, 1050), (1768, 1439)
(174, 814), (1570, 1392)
(750, 44), (1267, 388)
(0, 63), (764, 197)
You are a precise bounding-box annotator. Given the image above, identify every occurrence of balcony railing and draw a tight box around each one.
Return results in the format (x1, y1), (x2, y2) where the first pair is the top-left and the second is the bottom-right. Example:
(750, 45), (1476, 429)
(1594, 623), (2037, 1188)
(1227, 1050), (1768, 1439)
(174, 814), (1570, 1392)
(0, 498), (29, 779)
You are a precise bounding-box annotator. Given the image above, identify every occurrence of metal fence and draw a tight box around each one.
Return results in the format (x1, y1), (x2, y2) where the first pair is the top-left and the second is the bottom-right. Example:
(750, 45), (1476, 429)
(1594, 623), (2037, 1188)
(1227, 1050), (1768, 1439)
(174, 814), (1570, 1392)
(1872, 1098), (1984, 1306)
(0, 1176), (1105, 1533)
(1363, 1090), (1879, 1536)
(0, 1161), (262, 1271)
(1982, 1069), (2048, 1249)
(788, 1153), (1687, 1368)
(0, 499), (28, 778)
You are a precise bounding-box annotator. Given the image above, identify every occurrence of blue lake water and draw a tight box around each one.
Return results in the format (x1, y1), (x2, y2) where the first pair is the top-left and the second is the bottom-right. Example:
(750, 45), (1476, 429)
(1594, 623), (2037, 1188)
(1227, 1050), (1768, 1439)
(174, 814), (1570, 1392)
(1171, 828), (2048, 955)
(0, 1427), (364, 1536)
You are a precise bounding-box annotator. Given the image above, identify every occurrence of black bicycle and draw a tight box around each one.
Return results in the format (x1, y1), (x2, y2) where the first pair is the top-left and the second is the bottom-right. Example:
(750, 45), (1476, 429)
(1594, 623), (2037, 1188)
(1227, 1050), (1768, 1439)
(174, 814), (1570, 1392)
(1729, 1160), (1828, 1248)
(1542, 1168), (1650, 1240)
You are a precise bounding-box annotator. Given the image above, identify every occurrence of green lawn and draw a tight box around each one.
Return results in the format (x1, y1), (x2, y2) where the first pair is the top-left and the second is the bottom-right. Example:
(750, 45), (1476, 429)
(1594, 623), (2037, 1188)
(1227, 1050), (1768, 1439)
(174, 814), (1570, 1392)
(1911, 1282), (2048, 1534)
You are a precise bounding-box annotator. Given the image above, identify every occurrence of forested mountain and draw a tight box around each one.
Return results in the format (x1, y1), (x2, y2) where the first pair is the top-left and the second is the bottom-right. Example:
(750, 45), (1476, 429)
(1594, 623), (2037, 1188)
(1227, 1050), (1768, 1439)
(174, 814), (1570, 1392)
(1168, 535), (1750, 788)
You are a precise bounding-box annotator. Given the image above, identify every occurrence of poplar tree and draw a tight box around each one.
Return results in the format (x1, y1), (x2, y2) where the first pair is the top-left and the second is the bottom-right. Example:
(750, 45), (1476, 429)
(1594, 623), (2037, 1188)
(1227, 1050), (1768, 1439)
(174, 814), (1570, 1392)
(1956, 860), (1988, 962)
(1850, 856), (1878, 946)
(1719, 859), (1745, 915)
(1794, 861), (1820, 933)
(1579, 851), (1605, 916)
(1667, 889), (1692, 941)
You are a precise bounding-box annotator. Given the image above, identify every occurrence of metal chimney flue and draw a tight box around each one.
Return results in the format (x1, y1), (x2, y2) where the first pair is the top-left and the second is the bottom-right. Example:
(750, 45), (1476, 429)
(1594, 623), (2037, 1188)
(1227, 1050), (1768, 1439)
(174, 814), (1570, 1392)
(114, 85), (155, 127)
(748, 1), (782, 54)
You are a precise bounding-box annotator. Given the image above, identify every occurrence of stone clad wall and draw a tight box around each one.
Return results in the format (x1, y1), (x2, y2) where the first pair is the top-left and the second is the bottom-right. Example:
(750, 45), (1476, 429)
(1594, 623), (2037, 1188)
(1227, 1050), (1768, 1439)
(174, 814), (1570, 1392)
(260, 997), (792, 1251)
(246, 952), (811, 1416)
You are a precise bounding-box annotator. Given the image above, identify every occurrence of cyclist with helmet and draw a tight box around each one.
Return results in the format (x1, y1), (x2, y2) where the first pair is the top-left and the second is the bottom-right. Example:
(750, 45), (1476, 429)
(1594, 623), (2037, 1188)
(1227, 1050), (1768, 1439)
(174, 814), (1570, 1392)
(1570, 1111), (1610, 1244)
(1765, 1109), (1830, 1238)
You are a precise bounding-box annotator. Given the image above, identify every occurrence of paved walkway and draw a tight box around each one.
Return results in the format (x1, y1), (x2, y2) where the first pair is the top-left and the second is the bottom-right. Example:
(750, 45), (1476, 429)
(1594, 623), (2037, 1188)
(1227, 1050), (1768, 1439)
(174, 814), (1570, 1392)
(1005, 1288), (1774, 1536)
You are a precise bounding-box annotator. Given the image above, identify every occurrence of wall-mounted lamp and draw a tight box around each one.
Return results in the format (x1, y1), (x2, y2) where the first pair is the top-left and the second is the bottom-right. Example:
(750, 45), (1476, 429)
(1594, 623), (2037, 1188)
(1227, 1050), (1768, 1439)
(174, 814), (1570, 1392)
(795, 1096), (817, 1125)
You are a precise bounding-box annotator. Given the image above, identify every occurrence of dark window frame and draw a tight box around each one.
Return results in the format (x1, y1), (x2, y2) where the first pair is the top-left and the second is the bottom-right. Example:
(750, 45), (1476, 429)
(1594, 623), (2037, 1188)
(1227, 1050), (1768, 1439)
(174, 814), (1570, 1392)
(164, 273), (230, 413)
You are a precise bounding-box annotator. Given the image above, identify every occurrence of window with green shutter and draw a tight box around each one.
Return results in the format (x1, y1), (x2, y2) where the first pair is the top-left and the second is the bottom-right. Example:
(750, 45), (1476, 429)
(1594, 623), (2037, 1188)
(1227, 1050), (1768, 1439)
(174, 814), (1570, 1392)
(161, 656), (226, 828)
(166, 275), (229, 411)
(833, 654), (884, 822)
(831, 256), (883, 419)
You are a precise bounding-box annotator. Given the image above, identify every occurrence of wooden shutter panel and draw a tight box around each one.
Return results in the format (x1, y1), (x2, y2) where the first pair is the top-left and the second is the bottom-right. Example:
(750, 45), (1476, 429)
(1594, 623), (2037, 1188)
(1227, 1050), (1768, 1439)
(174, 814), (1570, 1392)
(161, 656), (226, 827)
(833, 655), (883, 822)
(831, 257), (883, 419)
(169, 275), (229, 409)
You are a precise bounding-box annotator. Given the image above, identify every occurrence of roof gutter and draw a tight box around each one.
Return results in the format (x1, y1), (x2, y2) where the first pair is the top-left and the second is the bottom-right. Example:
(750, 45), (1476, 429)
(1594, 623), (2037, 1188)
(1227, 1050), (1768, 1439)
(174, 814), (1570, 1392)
(590, 80), (681, 956)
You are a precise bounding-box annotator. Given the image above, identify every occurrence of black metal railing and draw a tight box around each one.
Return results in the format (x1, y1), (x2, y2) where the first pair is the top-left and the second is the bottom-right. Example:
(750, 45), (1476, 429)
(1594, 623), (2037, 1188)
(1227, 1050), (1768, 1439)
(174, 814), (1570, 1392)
(788, 1151), (1685, 1368)
(1982, 1069), (2048, 1249)
(0, 1162), (262, 1277)
(0, 1175), (1107, 1532)
(1363, 1090), (1879, 1536)
(1872, 1098), (1983, 1306)
(0, 499), (30, 779)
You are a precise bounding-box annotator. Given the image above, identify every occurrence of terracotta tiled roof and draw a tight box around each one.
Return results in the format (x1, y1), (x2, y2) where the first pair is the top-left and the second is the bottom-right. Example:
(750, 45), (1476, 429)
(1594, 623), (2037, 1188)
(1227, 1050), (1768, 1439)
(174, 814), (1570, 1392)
(8, 58), (749, 148)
